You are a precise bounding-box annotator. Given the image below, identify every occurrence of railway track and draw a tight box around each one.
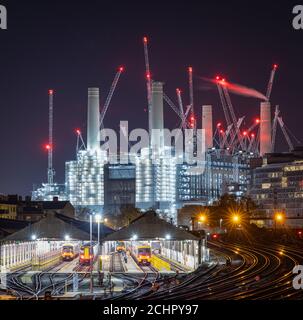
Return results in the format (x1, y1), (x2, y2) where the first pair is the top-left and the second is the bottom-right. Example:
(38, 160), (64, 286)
(144, 240), (303, 300)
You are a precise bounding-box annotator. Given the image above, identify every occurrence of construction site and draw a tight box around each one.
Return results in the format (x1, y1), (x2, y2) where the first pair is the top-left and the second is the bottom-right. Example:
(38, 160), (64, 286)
(31, 37), (301, 224)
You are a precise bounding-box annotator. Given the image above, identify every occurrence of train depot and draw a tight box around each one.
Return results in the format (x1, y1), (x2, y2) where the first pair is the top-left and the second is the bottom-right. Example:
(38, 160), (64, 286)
(0, 211), (209, 297)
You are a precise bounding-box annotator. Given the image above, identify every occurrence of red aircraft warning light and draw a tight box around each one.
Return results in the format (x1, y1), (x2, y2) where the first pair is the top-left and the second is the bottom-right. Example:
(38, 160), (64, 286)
(188, 66), (193, 73)
(251, 133), (255, 138)
(273, 64), (278, 69)
(255, 118), (260, 124)
(217, 122), (222, 128)
(119, 66), (125, 72)
(243, 131), (247, 136)
(48, 89), (54, 95)
(45, 144), (51, 151)
(76, 129), (81, 135)
(143, 36), (148, 43)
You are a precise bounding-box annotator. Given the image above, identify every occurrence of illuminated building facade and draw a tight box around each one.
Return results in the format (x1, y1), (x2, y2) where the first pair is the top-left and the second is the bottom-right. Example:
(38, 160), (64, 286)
(250, 151), (303, 228)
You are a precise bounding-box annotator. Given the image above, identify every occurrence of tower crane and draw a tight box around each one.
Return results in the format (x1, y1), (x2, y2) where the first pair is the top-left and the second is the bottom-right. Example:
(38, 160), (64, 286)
(188, 67), (195, 123)
(75, 128), (86, 153)
(221, 84), (245, 150)
(271, 105), (280, 152)
(278, 116), (294, 151)
(216, 80), (232, 129)
(47, 90), (55, 185)
(100, 66), (124, 127)
(248, 133), (256, 153)
(176, 88), (186, 128)
(163, 92), (185, 123)
(266, 64), (278, 101)
(143, 36), (153, 133)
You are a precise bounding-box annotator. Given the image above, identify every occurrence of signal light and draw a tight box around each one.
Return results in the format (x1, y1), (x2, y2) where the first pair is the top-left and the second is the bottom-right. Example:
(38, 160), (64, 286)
(146, 72), (151, 80)
(45, 144), (51, 151)
(188, 66), (193, 73)
(143, 36), (148, 43)
(119, 66), (125, 72)
(215, 76), (220, 81)
(243, 131), (247, 136)
(48, 89), (54, 95)
(76, 129), (81, 135)
(273, 64), (278, 69)
(251, 133), (255, 138)
(255, 118), (260, 124)
(217, 122), (222, 128)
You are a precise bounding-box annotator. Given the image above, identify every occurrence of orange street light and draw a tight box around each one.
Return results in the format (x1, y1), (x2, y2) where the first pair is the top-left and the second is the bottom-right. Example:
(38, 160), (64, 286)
(199, 215), (207, 223)
(275, 213), (284, 222)
(232, 214), (240, 224)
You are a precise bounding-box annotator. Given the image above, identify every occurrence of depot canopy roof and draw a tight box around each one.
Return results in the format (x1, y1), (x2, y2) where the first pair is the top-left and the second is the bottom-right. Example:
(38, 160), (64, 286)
(103, 211), (200, 241)
(3, 212), (92, 241)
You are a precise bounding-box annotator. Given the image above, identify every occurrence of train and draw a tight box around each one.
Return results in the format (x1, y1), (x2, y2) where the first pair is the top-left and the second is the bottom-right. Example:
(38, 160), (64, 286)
(116, 241), (126, 252)
(79, 243), (97, 265)
(61, 243), (79, 261)
(133, 244), (152, 265)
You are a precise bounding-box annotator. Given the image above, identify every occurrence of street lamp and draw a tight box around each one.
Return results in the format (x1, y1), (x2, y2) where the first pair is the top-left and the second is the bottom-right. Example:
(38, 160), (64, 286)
(131, 234), (137, 252)
(199, 215), (207, 223)
(31, 234), (37, 241)
(64, 235), (70, 241)
(232, 214), (240, 224)
(274, 212), (284, 232)
(95, 214), (102, 245)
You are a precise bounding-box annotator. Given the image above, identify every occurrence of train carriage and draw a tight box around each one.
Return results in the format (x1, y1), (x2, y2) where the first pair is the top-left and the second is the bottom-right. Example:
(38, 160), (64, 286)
(134, 245), (152, 265)
(61, 243), (79, 261)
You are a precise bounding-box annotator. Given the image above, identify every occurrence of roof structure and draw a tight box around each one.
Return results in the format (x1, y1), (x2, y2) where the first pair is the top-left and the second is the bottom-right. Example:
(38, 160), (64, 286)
(3, 212), (92, 241)
(103, 211), (200, 241)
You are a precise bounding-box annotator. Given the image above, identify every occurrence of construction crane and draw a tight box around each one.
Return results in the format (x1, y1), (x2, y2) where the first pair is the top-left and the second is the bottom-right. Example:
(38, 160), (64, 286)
(248, 133), (256, 153)
(225, 117), (245, 151)
(216, 79), (232, 128)
(247, 118), (260, 134)
(75, 128), (86, 153)
(221, 84), (245, 150)
(188, 67), (194, 122)
(278, 116), (294, 151)
(100, 66), (124, 127)
(266, 64), (278, 101)
(176, 88), (185, 127)
(143, 36), (153, 133)
(271, 105), (280, 152)
(163, 92), (185, 122)
(47, 89), (55, 185)
(175, 105), (192, 144)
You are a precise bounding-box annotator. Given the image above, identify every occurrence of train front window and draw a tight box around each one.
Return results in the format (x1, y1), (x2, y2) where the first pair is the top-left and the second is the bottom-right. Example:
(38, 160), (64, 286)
(138, 248), (151, 256)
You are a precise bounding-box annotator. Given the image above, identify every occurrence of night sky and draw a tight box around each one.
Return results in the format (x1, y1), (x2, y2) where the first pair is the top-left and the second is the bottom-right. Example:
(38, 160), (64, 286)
(0, 0), (303, 196)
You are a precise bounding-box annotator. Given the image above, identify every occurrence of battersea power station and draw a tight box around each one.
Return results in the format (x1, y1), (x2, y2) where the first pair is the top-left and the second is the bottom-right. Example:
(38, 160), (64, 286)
(31, 39), (303, 226)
